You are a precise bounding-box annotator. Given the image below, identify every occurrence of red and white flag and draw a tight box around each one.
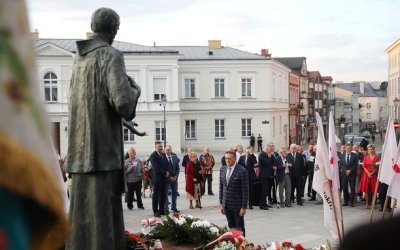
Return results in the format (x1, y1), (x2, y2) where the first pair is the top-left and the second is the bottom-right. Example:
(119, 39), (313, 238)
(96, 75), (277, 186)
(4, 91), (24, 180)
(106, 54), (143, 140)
(378, 117), (397, 185)
(387, 138), (400, 201)
(328, 111), (341, 193)
(313, 112), (342, 241)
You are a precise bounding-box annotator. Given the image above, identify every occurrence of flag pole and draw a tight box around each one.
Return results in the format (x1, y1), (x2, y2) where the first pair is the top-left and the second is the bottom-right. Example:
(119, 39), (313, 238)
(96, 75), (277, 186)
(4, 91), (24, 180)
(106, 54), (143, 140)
(370, 183), (380, 223)
(328, 181), (343, 244)
(382, 196), (390, 219)
(338, 193), (345, 239)
(391, 199), (397, 218)
(370, 117), (393, 223)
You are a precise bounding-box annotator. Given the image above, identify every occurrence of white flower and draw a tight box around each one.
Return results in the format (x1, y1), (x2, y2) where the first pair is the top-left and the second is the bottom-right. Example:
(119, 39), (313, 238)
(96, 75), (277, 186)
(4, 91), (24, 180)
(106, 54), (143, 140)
(210, 226), (219, 235)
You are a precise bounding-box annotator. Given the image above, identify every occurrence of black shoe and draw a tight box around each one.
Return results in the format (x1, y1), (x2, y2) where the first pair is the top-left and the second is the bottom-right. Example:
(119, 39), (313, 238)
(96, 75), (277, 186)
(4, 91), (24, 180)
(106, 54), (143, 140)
(309, 198), (316, 201)
(164, 210), (170, 214)
(260, 206), (269, 210)
(249, 205), (253, 209)
(343, 203), (349, 206)
(159, 212), (166, 216)
(307, 193), (312, 198)
(172, 208), (180, 213)
(266, 204), (272, 208)
(297, 202), (303, 206)
(177, 192), (180, 196)
(154, 212), (161, 217)
(208, 193), (215, 195)
(285, 204), (292, 207)
(127, 204), (133, 210)
(350, 203), (355, 207)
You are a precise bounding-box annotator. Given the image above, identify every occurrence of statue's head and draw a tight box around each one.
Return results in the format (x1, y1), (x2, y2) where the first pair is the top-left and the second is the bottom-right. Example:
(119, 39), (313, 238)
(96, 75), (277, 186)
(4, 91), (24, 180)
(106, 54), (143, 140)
(91, 8), (120, 44)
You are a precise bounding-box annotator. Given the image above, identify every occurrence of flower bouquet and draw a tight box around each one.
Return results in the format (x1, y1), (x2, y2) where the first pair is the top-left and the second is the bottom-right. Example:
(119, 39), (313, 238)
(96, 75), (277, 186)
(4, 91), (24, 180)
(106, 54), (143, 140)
(204, 229), (265, 250)
(372, 161), (380, 175)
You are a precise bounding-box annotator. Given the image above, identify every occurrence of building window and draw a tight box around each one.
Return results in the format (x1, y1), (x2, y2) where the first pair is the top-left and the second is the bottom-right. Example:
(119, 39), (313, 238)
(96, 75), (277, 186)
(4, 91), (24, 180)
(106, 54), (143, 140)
(215, 119), (225, 138)
(153, 77), (166, 101)
(366, 103), (371, 109)
(241, 78), (252, 97)
(44, 72), (58, 102)
(185, 120), (196, 139)
(123, 128), (135, 142)
(367, 113), (371, 119)
(184, 78), (195, 98)
(155, 121), (165, 141)
(214, 78), (225, 97)
(241, 118), (252, 137)
(279, 116), (282, 134)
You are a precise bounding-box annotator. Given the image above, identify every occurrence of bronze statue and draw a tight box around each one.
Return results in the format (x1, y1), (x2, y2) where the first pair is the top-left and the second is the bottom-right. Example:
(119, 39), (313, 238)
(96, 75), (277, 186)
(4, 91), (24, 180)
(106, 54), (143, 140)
(64, 8), (141, 250)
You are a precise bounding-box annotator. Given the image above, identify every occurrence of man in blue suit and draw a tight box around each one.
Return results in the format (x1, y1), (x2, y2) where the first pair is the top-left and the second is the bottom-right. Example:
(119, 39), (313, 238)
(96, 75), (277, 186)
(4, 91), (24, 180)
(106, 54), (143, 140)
(149, 141), (169, 217)
(164, 145), (180, 213)
(219, 150), (249, 236)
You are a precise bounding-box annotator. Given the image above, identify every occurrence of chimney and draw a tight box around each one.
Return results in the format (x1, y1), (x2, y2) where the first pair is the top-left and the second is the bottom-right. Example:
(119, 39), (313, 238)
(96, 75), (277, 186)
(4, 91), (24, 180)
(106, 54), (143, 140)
(260, 49), (271, 58)
(359, 81), (365, 94)
(31, 29), (39, 40)
(86, 32), (94, 39)
(261, 49), (268, 56)
(208, 40), (221, 49)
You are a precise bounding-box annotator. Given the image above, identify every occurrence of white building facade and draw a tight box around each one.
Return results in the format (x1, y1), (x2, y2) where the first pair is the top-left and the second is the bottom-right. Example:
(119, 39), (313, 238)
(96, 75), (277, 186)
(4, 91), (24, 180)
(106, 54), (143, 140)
(35, 38), (290, 156)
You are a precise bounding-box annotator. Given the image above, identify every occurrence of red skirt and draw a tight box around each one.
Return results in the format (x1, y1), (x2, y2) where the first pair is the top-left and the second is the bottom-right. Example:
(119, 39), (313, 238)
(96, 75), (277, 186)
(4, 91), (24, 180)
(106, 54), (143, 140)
(359, 172), (378, 193)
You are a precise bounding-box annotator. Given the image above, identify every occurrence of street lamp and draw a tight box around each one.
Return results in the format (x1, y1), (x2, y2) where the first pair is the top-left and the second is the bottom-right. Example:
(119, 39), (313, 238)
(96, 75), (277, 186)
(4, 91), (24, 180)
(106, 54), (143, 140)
(160, 95), (167, 148)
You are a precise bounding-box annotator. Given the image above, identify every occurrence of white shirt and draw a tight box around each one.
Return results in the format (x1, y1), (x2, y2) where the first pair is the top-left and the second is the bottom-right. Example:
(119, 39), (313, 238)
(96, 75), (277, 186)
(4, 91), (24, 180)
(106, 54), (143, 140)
(226, 164), (236, 184)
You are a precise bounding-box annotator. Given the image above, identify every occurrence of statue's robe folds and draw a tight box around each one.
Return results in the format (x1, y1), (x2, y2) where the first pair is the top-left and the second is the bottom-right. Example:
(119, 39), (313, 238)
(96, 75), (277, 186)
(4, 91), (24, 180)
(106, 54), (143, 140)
(65, 38), (141, 250)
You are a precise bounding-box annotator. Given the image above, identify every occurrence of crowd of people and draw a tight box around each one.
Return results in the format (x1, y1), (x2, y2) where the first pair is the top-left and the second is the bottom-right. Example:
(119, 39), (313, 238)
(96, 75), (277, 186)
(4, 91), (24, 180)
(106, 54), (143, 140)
(59, 139), (392, 236)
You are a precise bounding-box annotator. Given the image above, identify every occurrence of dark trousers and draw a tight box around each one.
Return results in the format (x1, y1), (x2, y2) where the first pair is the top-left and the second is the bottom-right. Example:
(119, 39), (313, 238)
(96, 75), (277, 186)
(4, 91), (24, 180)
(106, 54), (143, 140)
(342, 174), (356, 204)
(248, 178), (254, 206)
(307, 172), (316, 199)
(204, 174), (213, 194)
(126, 181), (143, 208)
(291, 176), (302, 202)
(267, 177), (277, 203)
(257, 143), (263, 152)
(164, 180), (178, 210)
(152, 179), (166, 214)
(225, 206), (245, 237)
(259, 177), (269, 207)
(379, 183), (392, 209)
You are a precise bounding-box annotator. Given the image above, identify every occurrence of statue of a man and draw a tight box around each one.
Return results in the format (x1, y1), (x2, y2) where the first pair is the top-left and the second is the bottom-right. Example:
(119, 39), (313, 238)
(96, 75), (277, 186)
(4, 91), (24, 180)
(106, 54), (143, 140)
(65, 8), (141, 250)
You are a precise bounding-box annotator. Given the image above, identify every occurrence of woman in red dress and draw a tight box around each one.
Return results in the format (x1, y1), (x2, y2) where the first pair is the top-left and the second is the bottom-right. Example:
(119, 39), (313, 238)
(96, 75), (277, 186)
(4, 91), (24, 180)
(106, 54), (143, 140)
(359, 144), (380, 208)
(185, 152), (203, 209)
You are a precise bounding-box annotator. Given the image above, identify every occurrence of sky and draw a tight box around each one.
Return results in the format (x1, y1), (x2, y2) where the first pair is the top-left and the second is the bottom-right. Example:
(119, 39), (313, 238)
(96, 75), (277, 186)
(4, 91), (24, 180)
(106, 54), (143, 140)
(27, 0), (400, 82)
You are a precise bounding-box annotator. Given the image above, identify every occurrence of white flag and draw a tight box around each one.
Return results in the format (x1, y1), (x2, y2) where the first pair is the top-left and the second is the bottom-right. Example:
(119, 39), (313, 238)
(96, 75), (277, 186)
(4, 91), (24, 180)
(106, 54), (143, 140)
(313, 112), (341, 240)
(328, 111), (341, 192)
(378, 117), (397, 185)
(387, 140), (400, 200)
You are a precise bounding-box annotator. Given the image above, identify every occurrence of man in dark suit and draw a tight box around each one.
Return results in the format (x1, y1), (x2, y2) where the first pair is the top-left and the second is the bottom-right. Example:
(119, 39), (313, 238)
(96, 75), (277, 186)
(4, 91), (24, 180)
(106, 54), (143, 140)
(339, 143), (358, 207)
(258, 144), (276, 209)
(164, 145), (180, 213)
(149, 141), (169, 217)
(238, 146), (258, 209)
(219, 150), (249, 236)
(286, 144), (307, 206)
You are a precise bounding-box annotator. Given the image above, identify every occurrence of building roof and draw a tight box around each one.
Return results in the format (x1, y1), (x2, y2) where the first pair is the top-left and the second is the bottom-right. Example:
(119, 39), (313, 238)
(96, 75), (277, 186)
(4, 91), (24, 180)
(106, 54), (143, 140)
(158, 46), (267, 61)
(35, 39), (178, 54)
(334, 82), (385, 97)
(273, 57), (306, 70)
(308, 71), (321, 82)
(385, 38), (400, 52)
